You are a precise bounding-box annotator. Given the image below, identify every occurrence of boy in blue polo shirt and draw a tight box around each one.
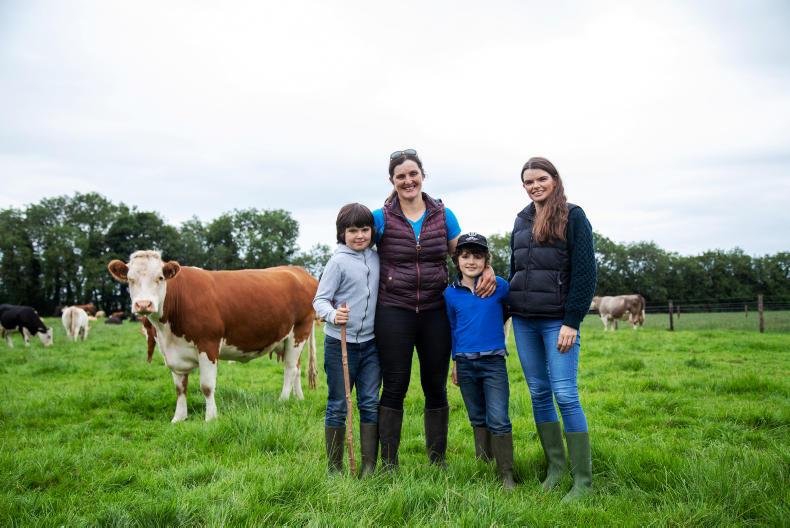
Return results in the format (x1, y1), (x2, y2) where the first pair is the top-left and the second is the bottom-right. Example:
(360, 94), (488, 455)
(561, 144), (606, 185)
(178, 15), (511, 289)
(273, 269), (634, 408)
(444, 232), (514, 490)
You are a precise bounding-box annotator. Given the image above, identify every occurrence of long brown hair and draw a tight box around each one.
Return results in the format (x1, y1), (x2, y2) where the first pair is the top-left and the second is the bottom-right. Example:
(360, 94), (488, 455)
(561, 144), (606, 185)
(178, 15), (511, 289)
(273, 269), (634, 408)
(385, 151), (426, 205)
(521, 157), (568, 243)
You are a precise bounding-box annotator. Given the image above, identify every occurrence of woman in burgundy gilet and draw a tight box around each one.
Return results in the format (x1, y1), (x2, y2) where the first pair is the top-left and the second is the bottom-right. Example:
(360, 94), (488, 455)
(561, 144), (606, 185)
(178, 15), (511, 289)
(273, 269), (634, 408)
(373, 149), (496, 469)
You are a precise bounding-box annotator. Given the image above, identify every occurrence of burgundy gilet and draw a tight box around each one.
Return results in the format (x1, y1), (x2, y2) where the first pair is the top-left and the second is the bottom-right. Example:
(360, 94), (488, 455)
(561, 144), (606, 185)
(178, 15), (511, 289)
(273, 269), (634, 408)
(378, 193), (448, 312)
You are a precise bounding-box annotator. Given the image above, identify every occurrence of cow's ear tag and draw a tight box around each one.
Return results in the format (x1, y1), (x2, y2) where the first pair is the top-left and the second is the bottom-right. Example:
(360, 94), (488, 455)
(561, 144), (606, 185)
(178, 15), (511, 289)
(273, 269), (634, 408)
(108, 260), (129, 282)
(163, 261), (181, 280)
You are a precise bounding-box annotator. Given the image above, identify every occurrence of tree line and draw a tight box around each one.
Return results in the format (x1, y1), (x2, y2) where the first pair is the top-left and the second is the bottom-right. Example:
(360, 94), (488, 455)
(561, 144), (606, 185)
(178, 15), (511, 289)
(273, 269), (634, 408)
(485, 233), (789, 306)
(1, 192), (788, 314)
(0, 192), (330, 314)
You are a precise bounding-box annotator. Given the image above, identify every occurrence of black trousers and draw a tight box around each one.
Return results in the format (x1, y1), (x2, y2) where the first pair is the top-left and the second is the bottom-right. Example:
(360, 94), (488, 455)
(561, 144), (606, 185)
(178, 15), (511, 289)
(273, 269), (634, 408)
(375, 304), (451, 410)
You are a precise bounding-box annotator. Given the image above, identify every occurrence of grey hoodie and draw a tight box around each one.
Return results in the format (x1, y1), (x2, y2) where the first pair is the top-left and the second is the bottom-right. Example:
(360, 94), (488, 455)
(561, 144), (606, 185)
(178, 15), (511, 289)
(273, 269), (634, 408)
(313, 244), (379, 343)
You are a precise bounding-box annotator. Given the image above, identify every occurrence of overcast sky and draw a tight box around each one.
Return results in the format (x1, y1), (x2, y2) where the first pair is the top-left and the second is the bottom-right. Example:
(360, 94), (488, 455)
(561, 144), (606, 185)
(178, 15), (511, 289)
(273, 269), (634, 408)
(1, 0), (789, 256)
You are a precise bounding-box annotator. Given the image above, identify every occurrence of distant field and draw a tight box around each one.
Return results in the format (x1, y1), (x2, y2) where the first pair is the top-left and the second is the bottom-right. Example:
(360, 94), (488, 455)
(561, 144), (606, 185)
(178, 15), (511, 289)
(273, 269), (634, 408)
(606, 309), (790, 333)
(0, 316), (787, 526)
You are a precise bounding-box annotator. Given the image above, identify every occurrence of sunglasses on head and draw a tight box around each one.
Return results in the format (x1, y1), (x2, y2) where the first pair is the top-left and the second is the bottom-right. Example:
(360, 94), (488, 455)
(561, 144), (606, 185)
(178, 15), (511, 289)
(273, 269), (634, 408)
(390, 149), (417, 160)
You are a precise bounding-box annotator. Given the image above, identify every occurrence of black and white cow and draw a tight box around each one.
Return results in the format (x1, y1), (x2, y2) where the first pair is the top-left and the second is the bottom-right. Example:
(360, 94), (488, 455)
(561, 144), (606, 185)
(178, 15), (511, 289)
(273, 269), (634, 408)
(0, 304), (54, 347)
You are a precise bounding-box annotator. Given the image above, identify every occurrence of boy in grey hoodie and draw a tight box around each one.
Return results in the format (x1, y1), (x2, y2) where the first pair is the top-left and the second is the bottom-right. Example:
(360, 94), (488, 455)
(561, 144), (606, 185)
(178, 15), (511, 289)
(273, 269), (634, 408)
(313, 203), (381, 476)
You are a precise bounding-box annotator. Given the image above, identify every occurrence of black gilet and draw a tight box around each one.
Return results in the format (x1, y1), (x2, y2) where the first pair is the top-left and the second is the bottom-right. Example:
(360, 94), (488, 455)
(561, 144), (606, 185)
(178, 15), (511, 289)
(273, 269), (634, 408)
(507, 202), (579, 319)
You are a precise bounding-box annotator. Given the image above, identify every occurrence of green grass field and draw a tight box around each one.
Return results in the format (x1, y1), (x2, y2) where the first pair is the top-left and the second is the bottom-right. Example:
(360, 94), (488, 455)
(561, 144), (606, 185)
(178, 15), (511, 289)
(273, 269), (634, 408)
(1, 314), (788, 527)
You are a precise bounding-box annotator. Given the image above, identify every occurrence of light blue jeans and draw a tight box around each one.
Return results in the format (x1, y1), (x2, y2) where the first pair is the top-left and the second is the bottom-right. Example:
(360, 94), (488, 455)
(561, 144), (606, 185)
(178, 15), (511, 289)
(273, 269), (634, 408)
(512, 316), (588, 432)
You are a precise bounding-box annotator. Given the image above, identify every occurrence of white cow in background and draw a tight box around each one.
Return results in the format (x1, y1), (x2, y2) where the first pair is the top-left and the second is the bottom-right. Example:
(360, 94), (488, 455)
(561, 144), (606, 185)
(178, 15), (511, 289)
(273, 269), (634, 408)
(590, 295), (646, 330)
(62, 306), (90, 341)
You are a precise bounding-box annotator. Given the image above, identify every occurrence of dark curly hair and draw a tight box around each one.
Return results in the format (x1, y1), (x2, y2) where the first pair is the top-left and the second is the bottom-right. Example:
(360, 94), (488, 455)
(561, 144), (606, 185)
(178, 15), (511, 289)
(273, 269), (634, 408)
(451, 244), (490, 269)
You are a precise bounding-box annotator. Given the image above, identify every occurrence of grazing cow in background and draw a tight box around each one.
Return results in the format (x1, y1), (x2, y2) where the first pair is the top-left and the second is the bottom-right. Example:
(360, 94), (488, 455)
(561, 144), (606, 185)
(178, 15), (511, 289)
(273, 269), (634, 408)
(110, 311), (128, 320)
(104, 316), (123, 325)
(108, 250), (319, 423)
(73, 303), (97, 316)
(590, 295), (646, 330)
(0, 304), (54, 347)
(62, 306), (90, 341)
(95, 310), (106, 318)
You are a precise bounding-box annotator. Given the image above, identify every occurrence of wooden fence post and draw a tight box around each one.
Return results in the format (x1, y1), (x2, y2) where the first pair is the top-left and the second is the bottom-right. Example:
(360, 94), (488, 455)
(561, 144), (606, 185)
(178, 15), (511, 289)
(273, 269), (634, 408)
(677, 304), (681, 319)
(668, 300), (674, 331)
(745, 304), (748, 318)
(758, 295), (764, 333)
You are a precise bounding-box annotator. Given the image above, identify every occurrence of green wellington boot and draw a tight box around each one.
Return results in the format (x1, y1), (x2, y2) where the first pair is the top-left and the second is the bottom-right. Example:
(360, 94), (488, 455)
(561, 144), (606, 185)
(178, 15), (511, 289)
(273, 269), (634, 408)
(379, 406), (404, 470)
(562, 432), (592, 502)
(325, 426), (344, 473)
(424, 406), (449, 467)
(491, 433), (516, 491)
(359, 422), (379, 477)
(536, 421), (567, 490)
(473, 426), (493, 462)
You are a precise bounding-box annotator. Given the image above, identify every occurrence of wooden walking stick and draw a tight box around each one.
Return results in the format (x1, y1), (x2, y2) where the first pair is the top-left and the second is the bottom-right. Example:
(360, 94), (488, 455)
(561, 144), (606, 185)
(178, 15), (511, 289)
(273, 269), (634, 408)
(339, 303), (357, 474)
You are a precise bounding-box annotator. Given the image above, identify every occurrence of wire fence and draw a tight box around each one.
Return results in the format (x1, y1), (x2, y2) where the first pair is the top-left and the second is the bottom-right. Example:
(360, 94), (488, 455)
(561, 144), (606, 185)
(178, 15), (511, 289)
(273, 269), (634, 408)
(645, 299), (790, 314)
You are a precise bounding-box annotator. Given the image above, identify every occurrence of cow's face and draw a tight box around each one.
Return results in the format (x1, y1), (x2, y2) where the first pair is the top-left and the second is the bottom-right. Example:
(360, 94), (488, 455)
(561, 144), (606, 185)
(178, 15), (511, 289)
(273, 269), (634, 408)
(590, 296), (600, 310)
(38, 327), (53, 347)
(108, 251), (181, 316)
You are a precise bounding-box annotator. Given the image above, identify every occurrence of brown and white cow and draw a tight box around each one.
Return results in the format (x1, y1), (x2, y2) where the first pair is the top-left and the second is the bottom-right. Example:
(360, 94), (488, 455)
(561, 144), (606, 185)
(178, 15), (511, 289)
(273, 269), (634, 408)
(590, 295), (646, 330)
(141, 316), (157, 361)
(73, 303), (97, 316)
(108, 250), (318, 422)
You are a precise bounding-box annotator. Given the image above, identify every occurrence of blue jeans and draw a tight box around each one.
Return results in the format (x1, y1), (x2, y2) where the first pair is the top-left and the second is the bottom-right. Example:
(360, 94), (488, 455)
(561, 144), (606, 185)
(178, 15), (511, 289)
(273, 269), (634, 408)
(456, 355), (512, 435)
(324, 336), (382, 427)
(512, 316), (588, 433)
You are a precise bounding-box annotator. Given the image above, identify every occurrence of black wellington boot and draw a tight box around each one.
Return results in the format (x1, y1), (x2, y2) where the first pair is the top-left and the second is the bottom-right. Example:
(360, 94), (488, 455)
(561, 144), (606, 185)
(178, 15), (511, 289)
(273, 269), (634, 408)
(491, 433), (516, 491)
(378, 406), (403, 470)
(359, 422), (379, 477)
(325, 426), (344, 473)
(473, 426), (493, 462)
(424, 406), (449, 467)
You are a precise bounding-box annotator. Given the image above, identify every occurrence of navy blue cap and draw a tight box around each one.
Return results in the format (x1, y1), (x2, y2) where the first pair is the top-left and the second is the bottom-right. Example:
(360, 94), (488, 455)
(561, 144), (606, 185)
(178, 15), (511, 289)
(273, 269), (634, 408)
(457, 232), (488, 250)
